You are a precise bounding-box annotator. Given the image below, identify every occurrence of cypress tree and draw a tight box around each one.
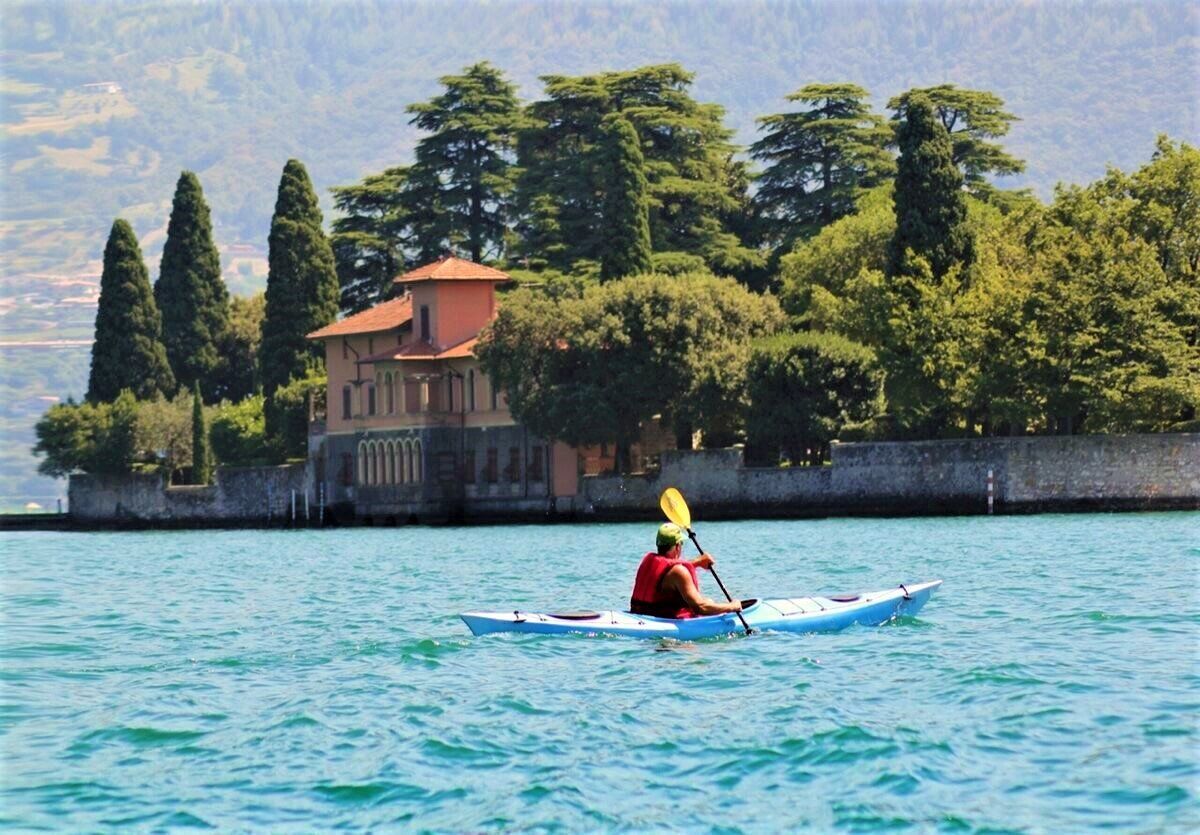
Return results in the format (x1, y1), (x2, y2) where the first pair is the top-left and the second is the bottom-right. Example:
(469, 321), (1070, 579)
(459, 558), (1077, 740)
(156, 171), (229, 400)
(260, 159), (340, 413)
(191, 381), (211, 484)
(887, 95), (974, 280)
(598, 114), (652, 281)
(87, 219), (175, 403)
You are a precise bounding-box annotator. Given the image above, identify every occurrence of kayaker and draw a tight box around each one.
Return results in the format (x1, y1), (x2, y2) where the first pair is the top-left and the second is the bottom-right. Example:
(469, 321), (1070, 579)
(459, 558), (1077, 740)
(629, 523), (744, 619)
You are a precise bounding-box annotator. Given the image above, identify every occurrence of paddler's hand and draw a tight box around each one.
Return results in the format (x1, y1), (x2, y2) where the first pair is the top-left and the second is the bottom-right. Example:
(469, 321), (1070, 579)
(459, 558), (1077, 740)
(692, 553), (715, 571)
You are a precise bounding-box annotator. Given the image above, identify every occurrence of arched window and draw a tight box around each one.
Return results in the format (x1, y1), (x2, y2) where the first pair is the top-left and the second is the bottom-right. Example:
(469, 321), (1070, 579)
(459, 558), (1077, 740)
(367, 442), (377, 485)
(357, 441), (367, 484)
(366, 383), (377, 416)
(342, 384), (353, 419)
(467, 369), (476, 411)
(376, 443), (386, 485)
(395, 442), (405, 484)
(385, 373), (395, 414)
(413, 439), (423, 483)
(404, 440), (414, 484)
(385, 441), (395, 484)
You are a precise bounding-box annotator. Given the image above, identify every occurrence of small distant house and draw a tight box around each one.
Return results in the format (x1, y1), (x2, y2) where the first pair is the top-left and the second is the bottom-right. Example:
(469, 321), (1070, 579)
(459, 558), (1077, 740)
(306, 256), (580, 520)
(81, 81), (122, 94)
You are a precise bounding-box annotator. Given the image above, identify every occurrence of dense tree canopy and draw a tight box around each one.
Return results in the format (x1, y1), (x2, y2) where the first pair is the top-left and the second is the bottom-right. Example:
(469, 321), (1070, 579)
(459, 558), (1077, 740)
(155, 171), (229, 399)
(87, 220), (176, 403)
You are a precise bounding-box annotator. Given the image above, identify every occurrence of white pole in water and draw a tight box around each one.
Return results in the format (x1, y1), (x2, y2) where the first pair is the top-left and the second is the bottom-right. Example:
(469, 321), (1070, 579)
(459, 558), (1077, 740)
(291, 489), (297, 524)
(319, 483), (325, 526)
(305, 491), (310, 523)
(987, 468), (994, 515)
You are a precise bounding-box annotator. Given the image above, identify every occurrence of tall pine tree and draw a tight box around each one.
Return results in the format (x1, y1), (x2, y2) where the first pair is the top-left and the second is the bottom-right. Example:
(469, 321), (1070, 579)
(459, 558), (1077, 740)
(155, 170), (229, 399)
(516, 64), (759, 278)
(260, 159), (339, 414)
(406, 62), (524, 262)
(191, 381), (211, 484)
(750, 83), (893, 249)
(87, 219), (175, 403)
(598, 114), (652, 281)
(887, 95), (974, 281)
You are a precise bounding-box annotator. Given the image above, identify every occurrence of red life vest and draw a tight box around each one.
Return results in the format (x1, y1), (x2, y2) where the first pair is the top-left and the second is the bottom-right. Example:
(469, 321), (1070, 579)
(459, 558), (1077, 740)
(629, 552), (701, 619)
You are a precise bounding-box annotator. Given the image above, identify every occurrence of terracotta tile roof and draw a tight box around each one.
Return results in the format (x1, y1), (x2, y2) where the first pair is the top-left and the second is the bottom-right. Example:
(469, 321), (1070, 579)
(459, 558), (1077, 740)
(362, 336), (480, 363)
(395, 256), (511, 284)
(306, 296), (413, 340)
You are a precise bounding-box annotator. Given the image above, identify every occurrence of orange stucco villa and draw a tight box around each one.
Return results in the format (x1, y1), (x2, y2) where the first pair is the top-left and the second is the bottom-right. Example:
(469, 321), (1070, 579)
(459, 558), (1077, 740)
(306, 256), (581, 521)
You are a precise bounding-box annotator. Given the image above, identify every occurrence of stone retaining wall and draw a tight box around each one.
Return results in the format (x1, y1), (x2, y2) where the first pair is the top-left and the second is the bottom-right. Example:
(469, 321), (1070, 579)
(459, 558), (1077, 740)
(580, 434), (1200, 519)
(69, 465), (309, 527)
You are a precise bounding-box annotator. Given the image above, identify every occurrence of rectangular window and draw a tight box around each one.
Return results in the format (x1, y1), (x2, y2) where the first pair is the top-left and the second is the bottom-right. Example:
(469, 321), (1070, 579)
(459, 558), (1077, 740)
(486, 448), (498, 483)
(426, 382), (443, 412)
(367, 384), (376, 416)
(529, 446), (544, 482)
(368, 336), (374, 355)
(507, 446), (521, 483)
(467, 370), (476, 411)
(342, 385), (352, 419)
(447, 376), (455, 413)
(420, 305), (430, 342)
(464, 450), (476, 484)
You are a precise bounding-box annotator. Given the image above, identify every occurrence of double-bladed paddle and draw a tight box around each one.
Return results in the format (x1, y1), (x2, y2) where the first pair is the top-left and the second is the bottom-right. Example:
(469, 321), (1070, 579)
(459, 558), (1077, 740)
(659, 487), (752, 635)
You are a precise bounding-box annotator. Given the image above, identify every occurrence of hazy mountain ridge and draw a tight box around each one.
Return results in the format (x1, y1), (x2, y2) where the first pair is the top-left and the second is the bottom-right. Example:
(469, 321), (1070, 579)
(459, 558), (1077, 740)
(0, 0), (1196, 505)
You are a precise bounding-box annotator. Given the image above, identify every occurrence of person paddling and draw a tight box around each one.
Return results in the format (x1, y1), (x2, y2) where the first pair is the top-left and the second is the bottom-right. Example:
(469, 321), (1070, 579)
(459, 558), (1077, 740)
(629, 523), (744, 619)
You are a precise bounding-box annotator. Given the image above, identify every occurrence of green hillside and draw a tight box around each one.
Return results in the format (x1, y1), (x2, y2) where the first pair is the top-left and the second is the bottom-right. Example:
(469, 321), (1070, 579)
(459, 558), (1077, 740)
(0, 0), (1196, 505)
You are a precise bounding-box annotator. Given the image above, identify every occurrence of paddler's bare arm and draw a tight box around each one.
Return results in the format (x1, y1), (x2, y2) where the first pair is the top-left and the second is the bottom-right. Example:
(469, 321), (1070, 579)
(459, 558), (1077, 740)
(663, 564), (743, 616)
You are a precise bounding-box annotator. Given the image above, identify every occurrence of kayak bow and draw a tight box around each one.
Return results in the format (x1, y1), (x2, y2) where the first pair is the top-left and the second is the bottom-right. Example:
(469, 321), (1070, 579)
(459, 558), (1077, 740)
(461, 579), (942, 639)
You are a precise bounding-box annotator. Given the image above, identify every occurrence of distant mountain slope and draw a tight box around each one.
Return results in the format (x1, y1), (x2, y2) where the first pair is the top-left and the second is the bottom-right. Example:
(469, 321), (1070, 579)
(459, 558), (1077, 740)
(0, 0), (1197, 504)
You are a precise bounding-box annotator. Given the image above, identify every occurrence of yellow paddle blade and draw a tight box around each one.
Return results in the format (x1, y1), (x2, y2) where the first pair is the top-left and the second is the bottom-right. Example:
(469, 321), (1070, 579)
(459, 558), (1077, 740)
(659, 487), (692, 530)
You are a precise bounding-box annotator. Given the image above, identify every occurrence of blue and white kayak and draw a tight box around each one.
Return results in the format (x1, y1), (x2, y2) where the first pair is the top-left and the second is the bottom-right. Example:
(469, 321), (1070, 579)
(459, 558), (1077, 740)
(461, 579), (942, 639)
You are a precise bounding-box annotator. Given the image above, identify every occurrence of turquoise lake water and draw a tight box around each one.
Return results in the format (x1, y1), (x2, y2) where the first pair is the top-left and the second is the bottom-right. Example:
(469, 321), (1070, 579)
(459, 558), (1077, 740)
(2, 513), (1197, 832)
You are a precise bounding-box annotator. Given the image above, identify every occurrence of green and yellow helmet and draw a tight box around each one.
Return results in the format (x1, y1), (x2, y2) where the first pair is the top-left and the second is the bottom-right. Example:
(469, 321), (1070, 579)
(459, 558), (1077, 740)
(656, 522), (685, 553)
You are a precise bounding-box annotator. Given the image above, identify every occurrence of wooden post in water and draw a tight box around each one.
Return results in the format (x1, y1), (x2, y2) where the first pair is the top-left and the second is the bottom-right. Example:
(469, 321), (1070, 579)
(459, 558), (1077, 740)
(987, 469), (994, 515)
(319, 483), (325, 526)
(304, 491), (310, 524)
(291, 489), (296, 525)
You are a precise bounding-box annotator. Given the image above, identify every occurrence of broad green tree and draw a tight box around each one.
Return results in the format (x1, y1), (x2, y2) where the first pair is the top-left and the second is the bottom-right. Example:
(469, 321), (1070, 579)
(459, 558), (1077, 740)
(260, 159), (340, 414)
(888, 85), (1024, 191)
(87, 220), (175, 403)
(751, 83), (893, 249)
(477, 273), (783, 471)
(407, 62), (524, 262)
(191, 382), (211, 484)
(888, 95), (974, 281)
(155, 170), (229, 399)
(597, 114), (653, 281)
(745, 331), (882, 465)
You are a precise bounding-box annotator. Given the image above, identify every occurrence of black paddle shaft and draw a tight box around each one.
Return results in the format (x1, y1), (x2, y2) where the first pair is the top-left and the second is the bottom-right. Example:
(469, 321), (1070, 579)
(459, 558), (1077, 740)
(686, 529), (752, 635)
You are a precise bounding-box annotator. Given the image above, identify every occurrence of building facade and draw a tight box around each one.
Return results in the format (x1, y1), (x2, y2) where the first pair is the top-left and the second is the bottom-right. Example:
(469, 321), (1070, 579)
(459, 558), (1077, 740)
(307, 257), (579, 521)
